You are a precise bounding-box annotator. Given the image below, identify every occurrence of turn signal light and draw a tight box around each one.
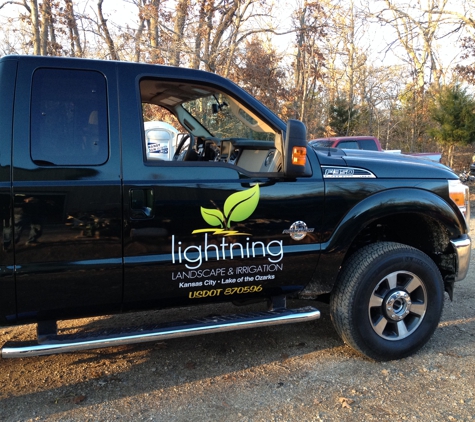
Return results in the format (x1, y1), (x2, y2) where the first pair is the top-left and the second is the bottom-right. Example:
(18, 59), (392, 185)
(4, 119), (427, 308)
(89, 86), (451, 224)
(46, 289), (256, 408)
(448, 180), (470, 229)
(450, 191), (465, 207)
(292, 147), (307, 166)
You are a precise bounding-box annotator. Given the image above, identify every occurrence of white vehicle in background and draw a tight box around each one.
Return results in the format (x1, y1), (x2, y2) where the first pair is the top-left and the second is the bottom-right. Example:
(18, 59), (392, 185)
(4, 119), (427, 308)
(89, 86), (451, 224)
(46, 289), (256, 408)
(144, 121), (179, 161)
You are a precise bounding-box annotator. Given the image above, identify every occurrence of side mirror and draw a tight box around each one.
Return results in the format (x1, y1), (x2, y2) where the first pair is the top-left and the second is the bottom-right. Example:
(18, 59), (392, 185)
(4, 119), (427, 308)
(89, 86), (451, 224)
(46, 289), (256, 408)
(283, 119), (312, 178)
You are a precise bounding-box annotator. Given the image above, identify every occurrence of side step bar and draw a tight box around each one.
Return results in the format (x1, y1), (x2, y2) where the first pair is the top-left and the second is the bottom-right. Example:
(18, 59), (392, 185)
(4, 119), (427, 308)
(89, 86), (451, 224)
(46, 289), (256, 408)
(2, 306), (320, 358)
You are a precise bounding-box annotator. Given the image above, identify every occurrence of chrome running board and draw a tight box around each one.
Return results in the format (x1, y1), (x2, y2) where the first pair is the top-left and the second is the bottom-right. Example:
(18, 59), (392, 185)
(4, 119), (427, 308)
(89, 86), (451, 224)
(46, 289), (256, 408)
(1, 306), (320, 358)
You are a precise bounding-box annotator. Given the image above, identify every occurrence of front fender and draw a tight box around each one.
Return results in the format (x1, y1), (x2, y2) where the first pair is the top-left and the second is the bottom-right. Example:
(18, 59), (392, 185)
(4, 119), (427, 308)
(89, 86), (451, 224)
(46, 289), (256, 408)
(323, 187), (466, 253)
(303, 188), (466, 297)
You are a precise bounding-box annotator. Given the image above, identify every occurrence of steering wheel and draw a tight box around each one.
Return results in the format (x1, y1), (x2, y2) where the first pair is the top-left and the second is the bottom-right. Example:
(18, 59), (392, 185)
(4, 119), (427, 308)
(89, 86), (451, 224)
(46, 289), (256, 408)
(173, 133), (196, 161)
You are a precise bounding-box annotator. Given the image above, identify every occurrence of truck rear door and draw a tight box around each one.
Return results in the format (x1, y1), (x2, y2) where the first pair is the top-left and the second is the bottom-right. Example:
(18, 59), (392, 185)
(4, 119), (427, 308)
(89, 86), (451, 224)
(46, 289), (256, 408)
(11, 58), (123, 322)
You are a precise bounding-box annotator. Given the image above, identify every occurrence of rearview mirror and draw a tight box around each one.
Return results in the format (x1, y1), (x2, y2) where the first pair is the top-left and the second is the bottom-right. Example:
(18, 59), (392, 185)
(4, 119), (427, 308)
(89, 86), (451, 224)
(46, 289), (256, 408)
(283, 120), (312, 178)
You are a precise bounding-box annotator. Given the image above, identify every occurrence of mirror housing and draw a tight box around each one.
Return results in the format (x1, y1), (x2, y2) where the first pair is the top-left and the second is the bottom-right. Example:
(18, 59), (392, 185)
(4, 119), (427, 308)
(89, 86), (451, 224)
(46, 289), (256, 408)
(283, 119), (312, 178)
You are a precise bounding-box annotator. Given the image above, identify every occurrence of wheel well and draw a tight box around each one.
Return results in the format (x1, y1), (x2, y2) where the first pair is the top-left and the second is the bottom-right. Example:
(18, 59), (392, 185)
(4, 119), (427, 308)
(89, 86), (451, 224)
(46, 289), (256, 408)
(347, 213), (456, 279)
(301, 212), (457, 301)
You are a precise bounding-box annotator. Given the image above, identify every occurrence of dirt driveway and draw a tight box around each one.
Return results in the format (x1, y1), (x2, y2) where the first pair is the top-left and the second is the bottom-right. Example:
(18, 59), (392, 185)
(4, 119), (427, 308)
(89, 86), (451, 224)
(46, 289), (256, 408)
(1, 214), (475, 421)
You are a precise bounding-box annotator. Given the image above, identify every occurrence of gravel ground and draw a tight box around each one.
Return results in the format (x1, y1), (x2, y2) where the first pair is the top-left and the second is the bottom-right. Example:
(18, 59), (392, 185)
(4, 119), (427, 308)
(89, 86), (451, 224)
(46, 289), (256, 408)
(1, 202), (475, 421)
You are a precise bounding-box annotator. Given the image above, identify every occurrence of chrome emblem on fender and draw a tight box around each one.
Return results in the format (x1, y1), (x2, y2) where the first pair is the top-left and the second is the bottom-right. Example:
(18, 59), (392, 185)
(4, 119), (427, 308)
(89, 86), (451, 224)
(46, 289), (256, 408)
(282, 221), (314, 241)
(322, 166), (376, 178)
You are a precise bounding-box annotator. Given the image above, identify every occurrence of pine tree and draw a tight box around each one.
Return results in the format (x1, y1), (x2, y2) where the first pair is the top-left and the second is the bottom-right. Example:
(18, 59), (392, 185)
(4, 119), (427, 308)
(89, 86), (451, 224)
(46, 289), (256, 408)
(428, 84), (475, 168)
(328, 97), (359, 136)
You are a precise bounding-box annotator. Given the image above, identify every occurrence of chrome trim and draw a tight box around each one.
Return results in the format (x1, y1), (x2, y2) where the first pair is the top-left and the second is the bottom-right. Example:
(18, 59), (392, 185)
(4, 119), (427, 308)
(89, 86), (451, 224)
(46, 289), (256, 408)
(1, 307), (320, 358)
(451, 235), (471, 281)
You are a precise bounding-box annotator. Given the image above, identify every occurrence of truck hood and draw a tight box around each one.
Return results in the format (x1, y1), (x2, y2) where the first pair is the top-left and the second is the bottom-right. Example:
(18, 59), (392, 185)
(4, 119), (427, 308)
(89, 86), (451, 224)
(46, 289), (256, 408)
(311, 147), (456, 179)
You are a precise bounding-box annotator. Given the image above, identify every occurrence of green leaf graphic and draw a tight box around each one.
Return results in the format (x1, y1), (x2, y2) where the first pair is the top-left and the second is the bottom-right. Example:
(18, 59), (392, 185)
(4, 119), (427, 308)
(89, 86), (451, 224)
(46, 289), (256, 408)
(200, 207), (225, 227)
(223, 184), (260, 228)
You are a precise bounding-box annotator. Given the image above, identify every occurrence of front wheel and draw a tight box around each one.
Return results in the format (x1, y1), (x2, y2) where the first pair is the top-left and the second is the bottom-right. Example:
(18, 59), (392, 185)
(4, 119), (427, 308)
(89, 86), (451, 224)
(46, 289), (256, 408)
(330, 242), (444, 361)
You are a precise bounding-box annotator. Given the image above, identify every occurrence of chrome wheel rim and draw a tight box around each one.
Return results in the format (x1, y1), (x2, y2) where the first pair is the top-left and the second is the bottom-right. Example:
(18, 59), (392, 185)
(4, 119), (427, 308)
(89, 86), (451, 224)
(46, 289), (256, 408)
(368, 271), (427, 341)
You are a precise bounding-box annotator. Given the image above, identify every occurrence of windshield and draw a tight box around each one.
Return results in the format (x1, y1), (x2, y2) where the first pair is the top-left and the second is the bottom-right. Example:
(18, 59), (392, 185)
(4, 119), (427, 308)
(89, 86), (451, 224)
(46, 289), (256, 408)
(182, 93), (275, 141)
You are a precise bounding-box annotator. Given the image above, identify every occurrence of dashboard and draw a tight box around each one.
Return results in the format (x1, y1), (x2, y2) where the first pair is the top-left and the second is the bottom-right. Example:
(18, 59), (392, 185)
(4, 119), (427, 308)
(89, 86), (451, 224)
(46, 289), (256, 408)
(214, 139), (281, 173)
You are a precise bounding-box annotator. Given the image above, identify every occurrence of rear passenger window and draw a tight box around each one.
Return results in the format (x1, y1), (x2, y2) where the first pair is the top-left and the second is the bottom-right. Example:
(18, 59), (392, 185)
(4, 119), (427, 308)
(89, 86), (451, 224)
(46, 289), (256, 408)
(338, 141), (359, 149)
(359, 139), (379, 151)
(30, 68), (108, 166)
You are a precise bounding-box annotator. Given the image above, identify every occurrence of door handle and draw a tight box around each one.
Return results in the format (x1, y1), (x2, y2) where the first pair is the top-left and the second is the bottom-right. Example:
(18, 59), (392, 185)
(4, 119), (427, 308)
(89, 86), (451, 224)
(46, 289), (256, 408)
(241, 180), (276, 188)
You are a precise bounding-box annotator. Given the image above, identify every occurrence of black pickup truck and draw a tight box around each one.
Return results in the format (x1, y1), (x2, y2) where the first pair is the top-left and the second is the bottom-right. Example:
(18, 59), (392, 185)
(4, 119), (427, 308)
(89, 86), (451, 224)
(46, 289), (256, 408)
(0, 55), (471, 361)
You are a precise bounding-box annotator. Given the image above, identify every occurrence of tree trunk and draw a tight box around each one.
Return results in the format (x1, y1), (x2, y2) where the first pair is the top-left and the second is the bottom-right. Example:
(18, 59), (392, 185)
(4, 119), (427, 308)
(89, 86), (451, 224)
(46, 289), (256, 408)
(191, 0), (207, 69)
(202, 1), (213, 71)
(40, 0), (49, 55)
(345, 1), (356, 135)
(448, 143), (455, 169)
(97, 0), (119, 60)
(65, 0), (83, 57)
(170, 0), (189, 66)
(29, 0), (41, 55)
(134, 0), (146, 62)
(206, 0), (239, 72)
(147, 0), (160, 63)
(223, 0), (252, 78)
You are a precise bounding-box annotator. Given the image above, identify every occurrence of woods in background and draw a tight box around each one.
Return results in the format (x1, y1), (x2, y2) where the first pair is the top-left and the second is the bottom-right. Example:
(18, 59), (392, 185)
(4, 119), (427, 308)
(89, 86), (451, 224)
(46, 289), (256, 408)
(2, 0), (475, 161)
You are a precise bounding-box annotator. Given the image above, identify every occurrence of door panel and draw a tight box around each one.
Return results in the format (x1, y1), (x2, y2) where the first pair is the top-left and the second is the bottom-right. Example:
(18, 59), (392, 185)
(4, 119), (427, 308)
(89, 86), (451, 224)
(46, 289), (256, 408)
(122, 164), (324, 310)
(12, 61), (122, 322)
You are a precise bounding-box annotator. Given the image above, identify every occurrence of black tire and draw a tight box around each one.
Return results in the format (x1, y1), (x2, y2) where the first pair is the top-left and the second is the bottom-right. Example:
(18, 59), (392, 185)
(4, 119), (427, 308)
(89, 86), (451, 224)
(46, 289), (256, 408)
(330, 242), (444, 361)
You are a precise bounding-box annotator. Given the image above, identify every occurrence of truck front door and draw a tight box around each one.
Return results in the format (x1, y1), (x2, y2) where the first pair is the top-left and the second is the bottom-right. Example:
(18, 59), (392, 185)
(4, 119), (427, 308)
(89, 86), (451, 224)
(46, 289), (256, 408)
(119, 72), (324, 311)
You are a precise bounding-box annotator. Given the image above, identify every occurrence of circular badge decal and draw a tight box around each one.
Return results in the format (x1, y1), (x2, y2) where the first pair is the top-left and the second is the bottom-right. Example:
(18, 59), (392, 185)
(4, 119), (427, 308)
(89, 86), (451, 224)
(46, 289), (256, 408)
(289, 221), (308, 241)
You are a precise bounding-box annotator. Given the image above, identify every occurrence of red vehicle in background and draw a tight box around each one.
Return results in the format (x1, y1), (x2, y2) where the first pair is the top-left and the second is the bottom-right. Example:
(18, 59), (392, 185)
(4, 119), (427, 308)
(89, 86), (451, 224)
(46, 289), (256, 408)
(309, 136), (442, 162)
(309, 136), (383, 151)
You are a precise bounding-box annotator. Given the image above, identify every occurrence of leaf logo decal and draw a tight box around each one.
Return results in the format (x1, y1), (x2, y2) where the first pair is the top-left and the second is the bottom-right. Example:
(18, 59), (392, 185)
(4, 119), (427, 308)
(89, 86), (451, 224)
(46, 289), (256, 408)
(195, 184), (260, 233)
(224, 184), (260, 228)
(200, 207), (225, 227)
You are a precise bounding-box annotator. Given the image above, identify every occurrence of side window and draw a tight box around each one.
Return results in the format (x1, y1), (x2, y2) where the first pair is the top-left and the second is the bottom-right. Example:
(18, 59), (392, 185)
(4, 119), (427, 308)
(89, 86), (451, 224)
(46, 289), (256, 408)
(358, 139), (379, 151)
(139, 79), (282, 172)
(31, 68), (108, 166)
(338, 141), (359, 149)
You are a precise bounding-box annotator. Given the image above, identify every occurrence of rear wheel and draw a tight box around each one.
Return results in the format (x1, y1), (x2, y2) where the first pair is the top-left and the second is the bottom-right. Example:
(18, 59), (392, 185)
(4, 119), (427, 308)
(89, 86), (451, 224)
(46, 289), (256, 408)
(330, 242), (444, 361)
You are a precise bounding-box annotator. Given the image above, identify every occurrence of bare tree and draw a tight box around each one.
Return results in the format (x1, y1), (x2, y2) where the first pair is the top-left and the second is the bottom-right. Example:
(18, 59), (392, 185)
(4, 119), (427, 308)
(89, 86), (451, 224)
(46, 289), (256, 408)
(373, 0), (449, 90)
(334, 0), (369, 135)
(203, 0), (239, 72)
(169, 0), (189, 66)
(190, 0), (209, 69)
(185, 0), (276, 73)
(64, 0), (83, 57)
(232, 37), (287, 113)
(147, 0), (161, 63)
(0, 0), (84, 56)
(370, 0), (450, 151)
(133, 3), (146, 62)
(291, 1), (328, 127)
(129, 0), (167, 63)
(97, 0), (119, 60)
